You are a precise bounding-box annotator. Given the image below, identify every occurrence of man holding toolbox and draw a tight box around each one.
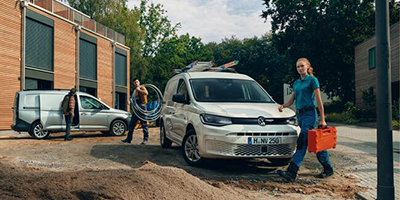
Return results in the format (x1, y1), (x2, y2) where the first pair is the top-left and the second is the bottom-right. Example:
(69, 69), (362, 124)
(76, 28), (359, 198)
(277, 58), (334, 182)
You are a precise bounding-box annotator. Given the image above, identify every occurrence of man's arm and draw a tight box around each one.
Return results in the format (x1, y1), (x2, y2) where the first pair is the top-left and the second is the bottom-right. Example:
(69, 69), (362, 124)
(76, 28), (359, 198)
(136, 86), (148, 95)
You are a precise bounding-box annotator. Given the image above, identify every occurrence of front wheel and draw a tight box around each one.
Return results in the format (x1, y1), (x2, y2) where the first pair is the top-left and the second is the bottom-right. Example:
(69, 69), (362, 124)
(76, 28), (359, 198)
(160, 123), (172, 148)
(110, 120), (127, 136)
(182, 129), (205, 167)
(29, 121), (50, 139)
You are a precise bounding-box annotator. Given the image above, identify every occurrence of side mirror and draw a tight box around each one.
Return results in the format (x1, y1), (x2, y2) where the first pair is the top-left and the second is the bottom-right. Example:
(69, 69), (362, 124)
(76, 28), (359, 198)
(172, 94), (189, 104)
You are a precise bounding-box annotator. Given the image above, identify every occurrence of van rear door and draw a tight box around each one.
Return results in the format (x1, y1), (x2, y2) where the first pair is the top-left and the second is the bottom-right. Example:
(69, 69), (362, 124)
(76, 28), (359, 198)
(12, 92), (19, 126)
(40, 93), (65, 130)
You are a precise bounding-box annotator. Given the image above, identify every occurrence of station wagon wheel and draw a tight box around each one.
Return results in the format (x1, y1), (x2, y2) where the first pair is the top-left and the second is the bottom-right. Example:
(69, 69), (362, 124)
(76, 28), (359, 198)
(182, 129), (205, 167)
(160, 123), (172, 148)
(29, 121), (50, 139)
(110, 120), (127, 136)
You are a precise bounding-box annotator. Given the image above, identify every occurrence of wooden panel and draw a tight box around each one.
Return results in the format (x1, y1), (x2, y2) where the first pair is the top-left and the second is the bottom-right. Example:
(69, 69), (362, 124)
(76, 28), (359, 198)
(355, 22), (400, 108)
(0, 0), (22, 129)
(54, 15), (76, 89)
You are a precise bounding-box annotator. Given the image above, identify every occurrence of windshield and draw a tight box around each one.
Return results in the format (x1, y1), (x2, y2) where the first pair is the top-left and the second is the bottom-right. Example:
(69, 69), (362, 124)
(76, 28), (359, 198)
(190, 78), (274, 103)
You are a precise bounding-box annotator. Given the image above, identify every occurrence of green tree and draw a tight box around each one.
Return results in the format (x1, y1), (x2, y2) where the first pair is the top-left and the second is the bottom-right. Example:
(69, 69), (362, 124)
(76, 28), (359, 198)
(148, 34), (212, 92)
(138, 0), (181, 57)
(261, 0), (376, 102)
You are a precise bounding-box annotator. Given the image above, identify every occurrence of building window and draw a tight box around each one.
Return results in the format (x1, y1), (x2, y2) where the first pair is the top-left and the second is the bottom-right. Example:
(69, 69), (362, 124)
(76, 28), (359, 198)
(25, 78), (53, 90)
(79, 38), (97, 80)
(369, 47), (376, 69)
(25, 10), (54, 71)
(79, 86), (97, 97)
(115, 51), (127, 86)
(115, 92), (127, 110)
(79, 33), (97, 96)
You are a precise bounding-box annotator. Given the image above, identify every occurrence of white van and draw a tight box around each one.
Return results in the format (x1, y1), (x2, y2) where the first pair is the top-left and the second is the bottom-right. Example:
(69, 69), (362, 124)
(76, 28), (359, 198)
(11, 90), (130, 139)
(159, 72), (300, 166)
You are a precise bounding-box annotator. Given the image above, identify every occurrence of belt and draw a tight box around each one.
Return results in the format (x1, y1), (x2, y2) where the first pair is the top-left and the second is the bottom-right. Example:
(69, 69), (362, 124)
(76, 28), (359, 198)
(297, 106), (315, 114)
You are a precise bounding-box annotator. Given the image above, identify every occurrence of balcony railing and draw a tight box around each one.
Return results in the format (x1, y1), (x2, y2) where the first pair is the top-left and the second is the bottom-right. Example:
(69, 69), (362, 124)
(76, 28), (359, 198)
(28, 0), (125, 45)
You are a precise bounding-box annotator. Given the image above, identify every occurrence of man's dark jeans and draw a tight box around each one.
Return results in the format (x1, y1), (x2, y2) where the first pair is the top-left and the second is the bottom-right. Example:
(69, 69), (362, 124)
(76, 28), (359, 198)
(125, 105), (149, 142)
(64, 114), (72, 139)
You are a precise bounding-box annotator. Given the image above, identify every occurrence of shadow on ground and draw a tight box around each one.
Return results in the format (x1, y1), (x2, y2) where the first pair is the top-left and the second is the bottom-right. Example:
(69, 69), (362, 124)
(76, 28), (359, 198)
(89, 144), (281, 181)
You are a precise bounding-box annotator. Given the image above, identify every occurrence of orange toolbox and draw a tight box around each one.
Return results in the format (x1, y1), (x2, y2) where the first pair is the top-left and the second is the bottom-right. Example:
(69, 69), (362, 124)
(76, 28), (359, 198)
(308, 126), (337, 154)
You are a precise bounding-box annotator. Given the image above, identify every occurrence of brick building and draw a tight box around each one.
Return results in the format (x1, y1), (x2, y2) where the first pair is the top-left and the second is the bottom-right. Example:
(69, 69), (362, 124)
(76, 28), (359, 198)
(354, 22), (399, 109)
(0, 0), (130, 130)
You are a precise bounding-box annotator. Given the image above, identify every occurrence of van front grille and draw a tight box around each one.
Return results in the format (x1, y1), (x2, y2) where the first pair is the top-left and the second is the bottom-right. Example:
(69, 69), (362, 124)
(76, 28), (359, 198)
(235, 132), (296, 136)
(206, 140), (295, 157)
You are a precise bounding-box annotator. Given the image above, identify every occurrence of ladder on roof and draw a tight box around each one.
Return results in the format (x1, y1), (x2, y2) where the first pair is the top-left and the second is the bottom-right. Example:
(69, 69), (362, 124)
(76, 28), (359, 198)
(173, 60), (239, 74)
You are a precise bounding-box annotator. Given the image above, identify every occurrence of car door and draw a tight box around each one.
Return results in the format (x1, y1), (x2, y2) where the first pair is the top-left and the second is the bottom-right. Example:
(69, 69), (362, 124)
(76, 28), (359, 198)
(40, 93), (65, 130)
(162, 79), (181, 141)
(78, 95), (109, 130)
(170, 78), (190, 139)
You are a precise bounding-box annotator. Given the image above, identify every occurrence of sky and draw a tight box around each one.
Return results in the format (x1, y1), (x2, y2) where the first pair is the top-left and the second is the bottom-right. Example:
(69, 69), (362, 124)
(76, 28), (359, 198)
(127, 0), (271, 43)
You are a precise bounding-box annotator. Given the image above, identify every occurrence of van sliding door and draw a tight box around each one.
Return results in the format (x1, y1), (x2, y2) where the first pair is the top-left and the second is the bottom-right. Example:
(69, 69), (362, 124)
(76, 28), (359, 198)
(39, 94), (65, 130)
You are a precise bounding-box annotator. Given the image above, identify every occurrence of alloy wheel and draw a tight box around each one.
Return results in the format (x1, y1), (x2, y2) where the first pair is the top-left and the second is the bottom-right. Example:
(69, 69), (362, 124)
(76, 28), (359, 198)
(184, 134), (201, 162)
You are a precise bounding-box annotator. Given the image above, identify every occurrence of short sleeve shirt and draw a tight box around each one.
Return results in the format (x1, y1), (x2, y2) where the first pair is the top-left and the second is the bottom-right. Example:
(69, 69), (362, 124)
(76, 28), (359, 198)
(293, 74), (320, 110)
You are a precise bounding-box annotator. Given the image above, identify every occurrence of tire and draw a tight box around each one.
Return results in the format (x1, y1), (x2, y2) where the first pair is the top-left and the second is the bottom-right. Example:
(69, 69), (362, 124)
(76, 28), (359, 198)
(29, 121), (50, 139)
(268, 157), (293, 166)
(160, 123), (172, 148)
(182, 129), (205, 167)
(110, 120), (127, 136)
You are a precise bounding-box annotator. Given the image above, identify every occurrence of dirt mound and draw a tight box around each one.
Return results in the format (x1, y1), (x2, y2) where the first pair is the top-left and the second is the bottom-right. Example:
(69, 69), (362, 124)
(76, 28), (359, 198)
(0, 160), (255, 200)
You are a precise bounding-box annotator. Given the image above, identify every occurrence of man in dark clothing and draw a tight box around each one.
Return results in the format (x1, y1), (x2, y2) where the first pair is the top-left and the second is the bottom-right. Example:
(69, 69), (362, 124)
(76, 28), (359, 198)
(63, 88), (76, 141)
(122, 79), (149, 144)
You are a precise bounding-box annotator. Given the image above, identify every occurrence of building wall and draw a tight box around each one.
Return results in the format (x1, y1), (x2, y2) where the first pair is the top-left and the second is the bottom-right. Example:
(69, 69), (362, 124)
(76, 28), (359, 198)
(54, 12), (76, 89)
(96, 32), (113, 106)
(354, 22), (399, 109)
(0, 0), (130, 130)
(0, 0), (22, 129)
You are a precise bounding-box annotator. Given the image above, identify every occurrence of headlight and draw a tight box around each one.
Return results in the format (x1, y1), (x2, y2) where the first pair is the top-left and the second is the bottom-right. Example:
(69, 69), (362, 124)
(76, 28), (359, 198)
(287, 116), (298, 126)
(200, 114), (232, 126)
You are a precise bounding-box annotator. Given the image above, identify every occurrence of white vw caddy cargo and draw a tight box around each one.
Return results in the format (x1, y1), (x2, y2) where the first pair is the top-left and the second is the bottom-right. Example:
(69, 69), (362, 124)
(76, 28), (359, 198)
(159, 71), (300, 166)
(12, 90), (131, 139)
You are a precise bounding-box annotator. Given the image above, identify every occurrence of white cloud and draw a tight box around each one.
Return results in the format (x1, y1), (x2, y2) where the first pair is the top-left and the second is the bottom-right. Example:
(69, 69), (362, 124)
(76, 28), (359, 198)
(127, 0), (271, 43)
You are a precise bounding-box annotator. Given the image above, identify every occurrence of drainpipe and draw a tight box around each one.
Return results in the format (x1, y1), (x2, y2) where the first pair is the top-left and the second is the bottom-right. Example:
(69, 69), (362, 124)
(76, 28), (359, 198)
(112, 41), (116, 108)
(20, 0), (28, 90)
(75, 25), (81, 90)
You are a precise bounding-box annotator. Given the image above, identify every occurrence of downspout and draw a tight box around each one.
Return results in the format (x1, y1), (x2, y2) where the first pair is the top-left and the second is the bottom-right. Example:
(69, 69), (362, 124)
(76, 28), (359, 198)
(20, 0), (28, 90)
(75, 25), (81, 90)
(112, 41), (116, 108)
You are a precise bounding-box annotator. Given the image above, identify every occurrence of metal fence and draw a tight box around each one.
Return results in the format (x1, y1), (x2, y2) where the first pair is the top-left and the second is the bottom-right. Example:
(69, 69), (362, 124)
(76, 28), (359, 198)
(29, 0), (125, 45)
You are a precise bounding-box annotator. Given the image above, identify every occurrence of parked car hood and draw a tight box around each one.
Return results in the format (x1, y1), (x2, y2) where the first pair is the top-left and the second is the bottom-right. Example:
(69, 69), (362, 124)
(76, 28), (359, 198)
(196, 103), (295, 118)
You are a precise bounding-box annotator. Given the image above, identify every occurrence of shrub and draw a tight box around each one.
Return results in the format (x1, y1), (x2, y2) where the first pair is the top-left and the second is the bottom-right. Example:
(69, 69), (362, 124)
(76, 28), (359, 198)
(393, 120), (399, 130)
(324, 99), (346, 114)
(393, 100), (399, 121)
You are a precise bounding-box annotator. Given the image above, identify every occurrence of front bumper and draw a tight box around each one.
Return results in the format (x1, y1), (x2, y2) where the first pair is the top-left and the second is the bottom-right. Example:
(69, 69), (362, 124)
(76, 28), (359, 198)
(197, 124), (299, 159)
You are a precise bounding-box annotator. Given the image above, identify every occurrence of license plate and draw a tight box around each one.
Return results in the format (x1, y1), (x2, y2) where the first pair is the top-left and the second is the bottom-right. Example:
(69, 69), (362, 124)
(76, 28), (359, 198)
(248, 137), (281, 145)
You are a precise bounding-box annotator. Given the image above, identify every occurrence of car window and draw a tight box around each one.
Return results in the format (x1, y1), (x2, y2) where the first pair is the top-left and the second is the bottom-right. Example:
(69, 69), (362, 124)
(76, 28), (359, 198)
(80, 96), (103, 109)
(177, 79), (189, 101)
(190, 78), (273, 103)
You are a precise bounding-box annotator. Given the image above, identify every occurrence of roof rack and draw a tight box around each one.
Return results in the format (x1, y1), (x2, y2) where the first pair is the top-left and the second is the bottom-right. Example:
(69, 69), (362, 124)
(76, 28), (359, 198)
(173, 60), (239, 74)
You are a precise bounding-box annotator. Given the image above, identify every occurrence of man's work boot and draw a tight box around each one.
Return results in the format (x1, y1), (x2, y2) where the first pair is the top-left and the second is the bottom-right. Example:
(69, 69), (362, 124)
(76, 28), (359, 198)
(319, 164), (334, 178)
(277, 162), (299, 182)
(64, 137), (73, 141)
(121, 139), (131, 144)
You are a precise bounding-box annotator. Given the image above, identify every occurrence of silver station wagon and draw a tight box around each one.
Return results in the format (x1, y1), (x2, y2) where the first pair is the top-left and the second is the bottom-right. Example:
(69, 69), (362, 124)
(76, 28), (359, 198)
(11, 90), (130, 139)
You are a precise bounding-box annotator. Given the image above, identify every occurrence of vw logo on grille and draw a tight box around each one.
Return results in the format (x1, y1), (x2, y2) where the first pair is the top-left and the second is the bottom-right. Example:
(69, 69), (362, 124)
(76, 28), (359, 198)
(257, 116), (266, 126)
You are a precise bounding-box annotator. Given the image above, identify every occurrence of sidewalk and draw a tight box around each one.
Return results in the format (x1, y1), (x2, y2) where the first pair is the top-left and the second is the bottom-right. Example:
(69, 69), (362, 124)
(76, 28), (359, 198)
(330, 123), (400, 200)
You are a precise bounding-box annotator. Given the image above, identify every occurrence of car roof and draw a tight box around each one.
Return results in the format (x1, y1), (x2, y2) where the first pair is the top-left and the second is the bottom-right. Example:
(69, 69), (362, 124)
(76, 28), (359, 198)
(184, 72), (253, 80)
